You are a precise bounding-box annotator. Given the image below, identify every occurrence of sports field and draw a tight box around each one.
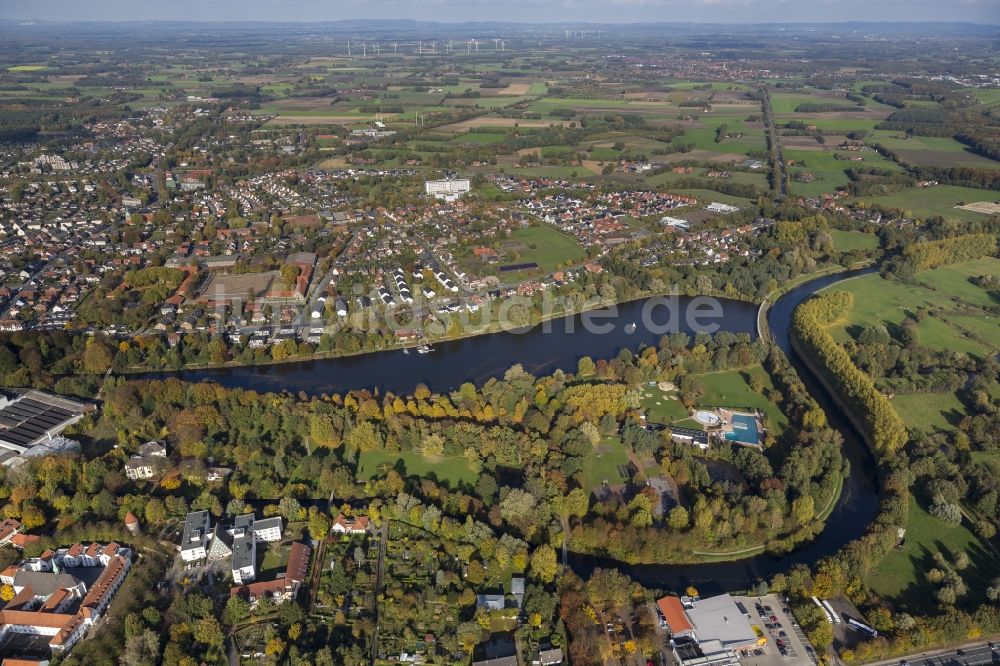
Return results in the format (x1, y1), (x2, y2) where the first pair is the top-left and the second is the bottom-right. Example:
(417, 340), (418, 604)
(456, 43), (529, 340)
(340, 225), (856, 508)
(580, 437), (631, 491)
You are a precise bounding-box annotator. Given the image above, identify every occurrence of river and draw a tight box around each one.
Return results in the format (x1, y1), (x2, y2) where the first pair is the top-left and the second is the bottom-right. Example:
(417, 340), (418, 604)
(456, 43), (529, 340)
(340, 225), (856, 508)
(155, 295), (759, 395)
(158, 269), (878, 591)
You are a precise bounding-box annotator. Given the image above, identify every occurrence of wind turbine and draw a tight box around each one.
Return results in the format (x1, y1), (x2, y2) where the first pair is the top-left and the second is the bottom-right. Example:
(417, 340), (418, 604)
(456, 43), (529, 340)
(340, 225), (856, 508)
(501, 40), (506, 53)
(494, 38), (501, 50)
(466, 41), (471, 54)
(347, 41), (351, 56)
(392, 42), (398, 53)
(473, 39), (478, 52)
(362, 41), (367, 57)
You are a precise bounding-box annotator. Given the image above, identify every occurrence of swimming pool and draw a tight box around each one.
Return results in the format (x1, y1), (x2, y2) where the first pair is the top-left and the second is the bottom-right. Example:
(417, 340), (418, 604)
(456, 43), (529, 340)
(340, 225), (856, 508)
(724, 413), (760, 445)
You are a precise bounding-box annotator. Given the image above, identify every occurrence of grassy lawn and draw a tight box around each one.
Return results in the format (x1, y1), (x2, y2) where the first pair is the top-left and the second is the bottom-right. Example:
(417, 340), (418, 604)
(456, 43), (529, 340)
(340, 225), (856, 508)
(259, 535), (296, 578)
(891, 391), (967, 434)
(948, 313), (1000, 347)
(916, 257), (1000, 310)
(912, 315), (988, 357)
(824, 275), (940, 342)
(830, 229), (879, 252)
(694, 367), (789, 436)
(824, 261), (1000, 353)
(580, 437), (630, 491)
(506, 224), (586, 271)
(357, 449), (477, 486)
(866, 495), (997, 610)
(640, 387), (689, 424)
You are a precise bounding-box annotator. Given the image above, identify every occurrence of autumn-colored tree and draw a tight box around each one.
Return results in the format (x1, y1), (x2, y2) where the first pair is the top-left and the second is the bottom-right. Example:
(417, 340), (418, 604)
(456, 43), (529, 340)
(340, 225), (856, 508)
(82, 337), (115, 374)
(309, 414), (340, 448)
(348, 421), (383, 452)
(265, 637), (286, 657)
(530, 544), (558, 583)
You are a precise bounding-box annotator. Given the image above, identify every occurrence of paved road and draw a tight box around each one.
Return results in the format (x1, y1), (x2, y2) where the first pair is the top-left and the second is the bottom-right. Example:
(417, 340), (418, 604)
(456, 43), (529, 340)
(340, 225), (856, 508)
(760, 87), (788, 200)
(865, 642), (1000, 666)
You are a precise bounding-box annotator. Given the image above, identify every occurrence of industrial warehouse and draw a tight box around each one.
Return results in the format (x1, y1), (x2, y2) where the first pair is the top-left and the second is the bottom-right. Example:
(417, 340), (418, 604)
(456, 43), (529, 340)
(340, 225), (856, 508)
(0, 390), (91, 466)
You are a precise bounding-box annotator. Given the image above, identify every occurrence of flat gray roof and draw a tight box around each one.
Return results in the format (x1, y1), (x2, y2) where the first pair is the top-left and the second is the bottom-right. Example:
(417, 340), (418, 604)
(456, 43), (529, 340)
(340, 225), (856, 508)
(686, 594), (758, 649)
(181, 510), (211, 553)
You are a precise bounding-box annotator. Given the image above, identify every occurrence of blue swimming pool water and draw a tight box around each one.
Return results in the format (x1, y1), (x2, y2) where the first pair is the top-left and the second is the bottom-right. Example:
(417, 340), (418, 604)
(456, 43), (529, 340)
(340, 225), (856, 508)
(724, 413), (760, 444)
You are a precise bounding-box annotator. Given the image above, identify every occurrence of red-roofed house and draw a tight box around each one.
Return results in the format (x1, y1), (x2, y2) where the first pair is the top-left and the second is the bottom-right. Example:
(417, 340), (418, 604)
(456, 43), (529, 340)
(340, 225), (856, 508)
(0, 519), (23, 547)
(656, 596), (694, 638)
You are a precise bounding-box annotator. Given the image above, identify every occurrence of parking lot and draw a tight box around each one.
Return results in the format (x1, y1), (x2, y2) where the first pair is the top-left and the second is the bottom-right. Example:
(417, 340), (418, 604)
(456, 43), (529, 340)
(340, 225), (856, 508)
(732, 594), (818, 666)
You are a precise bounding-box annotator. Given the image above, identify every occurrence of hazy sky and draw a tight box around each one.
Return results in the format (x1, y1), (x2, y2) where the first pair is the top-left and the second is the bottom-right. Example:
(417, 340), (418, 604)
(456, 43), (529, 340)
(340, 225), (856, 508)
(3, 0), (997, 24)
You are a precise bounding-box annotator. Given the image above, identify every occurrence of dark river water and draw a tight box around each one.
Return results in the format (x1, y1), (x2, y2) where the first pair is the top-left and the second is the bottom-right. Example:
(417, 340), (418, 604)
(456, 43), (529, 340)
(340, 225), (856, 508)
(157, 295), (759, 395)
(156, 269), (879, 592)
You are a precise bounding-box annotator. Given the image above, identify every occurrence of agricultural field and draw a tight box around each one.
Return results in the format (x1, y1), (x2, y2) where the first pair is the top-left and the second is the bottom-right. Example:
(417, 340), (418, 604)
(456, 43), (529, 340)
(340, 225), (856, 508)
(848, 185), (1000, 222)
(866, 130), (1000, 169)
(786, 148), (901, 198)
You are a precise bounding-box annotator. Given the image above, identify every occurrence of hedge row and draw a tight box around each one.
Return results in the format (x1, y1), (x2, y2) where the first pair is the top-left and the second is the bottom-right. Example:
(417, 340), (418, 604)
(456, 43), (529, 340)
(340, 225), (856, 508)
(896, 233), (998, 276)
(791, 291), (907, 456)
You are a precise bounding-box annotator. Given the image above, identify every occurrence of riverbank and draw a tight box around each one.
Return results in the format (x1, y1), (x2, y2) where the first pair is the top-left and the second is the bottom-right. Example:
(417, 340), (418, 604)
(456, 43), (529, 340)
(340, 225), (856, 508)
(115, 264), (848, 377)
(118, 287), (751, 376)
(757, 261), (873, 342)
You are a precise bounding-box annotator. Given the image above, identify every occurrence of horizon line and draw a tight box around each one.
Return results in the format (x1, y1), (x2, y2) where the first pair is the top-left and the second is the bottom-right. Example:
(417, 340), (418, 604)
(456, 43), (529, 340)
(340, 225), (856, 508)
(3, 18), (999, 27)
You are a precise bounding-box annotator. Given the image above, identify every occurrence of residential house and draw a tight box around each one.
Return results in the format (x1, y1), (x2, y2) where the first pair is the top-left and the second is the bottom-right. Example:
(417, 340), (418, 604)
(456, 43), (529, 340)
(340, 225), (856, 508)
(330, 514), (369, 535)
(536, 648), (564, 665)
(124, 440), (167, 480)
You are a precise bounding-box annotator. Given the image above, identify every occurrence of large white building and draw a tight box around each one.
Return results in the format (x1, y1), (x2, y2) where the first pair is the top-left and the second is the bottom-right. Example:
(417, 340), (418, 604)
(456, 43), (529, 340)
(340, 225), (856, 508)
(657, 593), (759, 666)
(180, 510), (212, 562)
(0, 543), (132, 658)
(0, 390), (90, 467)
(194, 512), (284, 584)
(425, 178), (471, 201)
